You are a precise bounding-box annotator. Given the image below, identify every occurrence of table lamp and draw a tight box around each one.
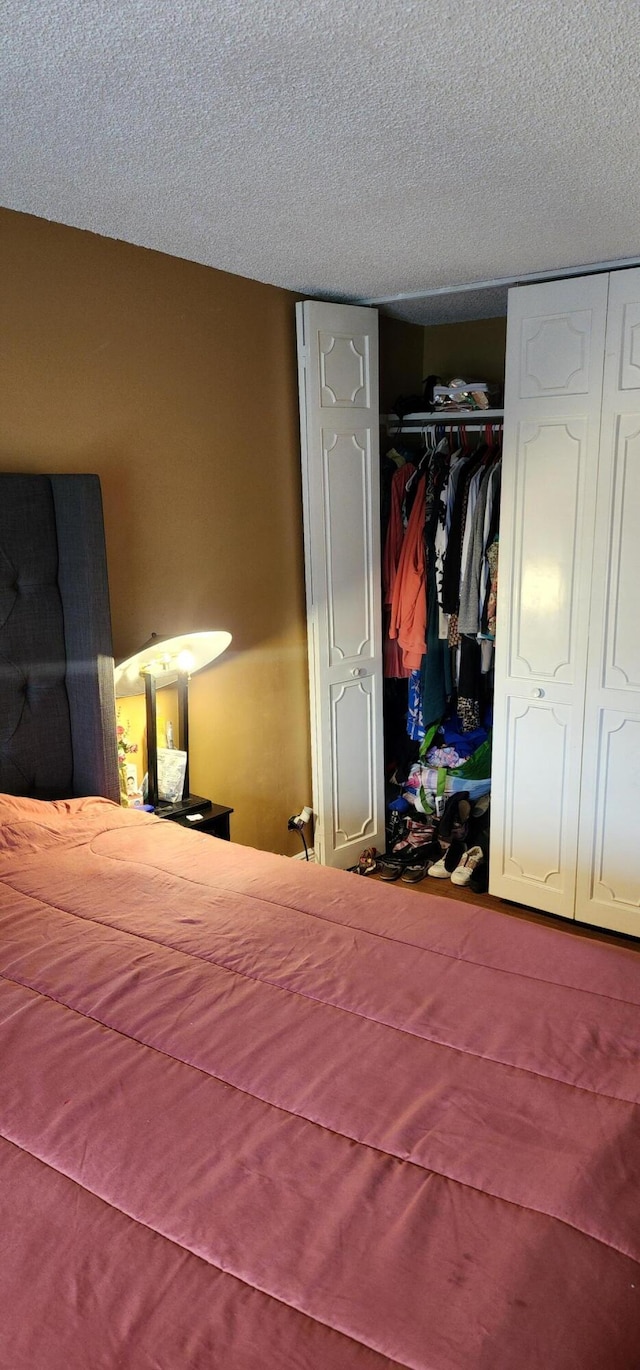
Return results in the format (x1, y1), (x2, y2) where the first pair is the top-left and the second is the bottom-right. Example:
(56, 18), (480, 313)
(114, 630), (232, 811)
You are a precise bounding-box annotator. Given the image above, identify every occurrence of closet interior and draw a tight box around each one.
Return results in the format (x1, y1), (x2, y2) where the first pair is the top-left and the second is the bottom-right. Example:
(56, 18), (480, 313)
(378, 316), (506, 890)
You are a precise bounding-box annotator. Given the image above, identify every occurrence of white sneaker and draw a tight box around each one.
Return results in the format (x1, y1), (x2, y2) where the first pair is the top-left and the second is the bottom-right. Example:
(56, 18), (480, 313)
(450, 846), (485, 886)
(427, 855), (450, 879)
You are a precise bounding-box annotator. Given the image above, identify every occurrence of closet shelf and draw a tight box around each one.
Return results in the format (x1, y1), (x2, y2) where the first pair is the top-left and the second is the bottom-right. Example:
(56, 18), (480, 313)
(384, 409), (504, 425)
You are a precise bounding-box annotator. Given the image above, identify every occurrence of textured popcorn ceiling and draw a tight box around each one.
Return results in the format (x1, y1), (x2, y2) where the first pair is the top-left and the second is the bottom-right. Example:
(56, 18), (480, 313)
(2, 0), (640, 322)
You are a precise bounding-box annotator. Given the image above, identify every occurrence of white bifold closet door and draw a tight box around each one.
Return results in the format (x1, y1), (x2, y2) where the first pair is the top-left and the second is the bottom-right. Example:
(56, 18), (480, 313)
(575, 268), (640, 935)
(490, 274), (609, 918)
(296, 300), (385, 869)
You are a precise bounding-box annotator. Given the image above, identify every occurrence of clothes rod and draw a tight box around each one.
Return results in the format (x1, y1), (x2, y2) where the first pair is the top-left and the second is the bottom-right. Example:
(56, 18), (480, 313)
(384, 408), (504, 426)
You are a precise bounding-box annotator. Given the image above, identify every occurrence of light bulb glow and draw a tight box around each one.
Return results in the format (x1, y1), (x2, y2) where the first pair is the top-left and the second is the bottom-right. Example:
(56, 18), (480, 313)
(176, 649), (195, 672)
(115, 630), (232, 697)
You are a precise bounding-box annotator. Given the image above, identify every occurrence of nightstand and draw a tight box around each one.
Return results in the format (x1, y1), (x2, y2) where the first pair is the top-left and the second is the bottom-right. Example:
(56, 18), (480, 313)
(155, 795), (233, 840)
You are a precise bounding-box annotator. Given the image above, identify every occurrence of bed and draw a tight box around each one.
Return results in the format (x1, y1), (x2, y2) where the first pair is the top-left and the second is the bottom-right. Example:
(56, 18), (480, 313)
(1, 474), (639, 1369)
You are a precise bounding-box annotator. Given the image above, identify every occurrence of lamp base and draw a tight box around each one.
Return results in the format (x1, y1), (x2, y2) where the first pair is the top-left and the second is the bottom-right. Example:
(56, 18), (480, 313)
(153, 794), (213, 821)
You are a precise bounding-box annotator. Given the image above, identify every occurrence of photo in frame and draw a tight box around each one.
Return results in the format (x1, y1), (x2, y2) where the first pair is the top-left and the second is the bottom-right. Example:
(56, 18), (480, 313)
(157, 748), (188, 803)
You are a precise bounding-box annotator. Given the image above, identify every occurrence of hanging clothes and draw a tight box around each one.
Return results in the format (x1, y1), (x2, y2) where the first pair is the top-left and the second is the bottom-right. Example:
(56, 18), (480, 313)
(388, 474), (427, 671)
(382, 461), (416, 678)
(440, 448), (486, 615)
(381, 414), (503, 798)
(435, 449), (467, 639)
(484, 537), (499, 638)
(479, 465), (501, 633)
(407, 669), (425, 742)
(457, 636), (482, 732)
(458, 462), (494, 635)
(457, 461), (488, 624)
(420, 560), (452, 727)
(420, 447), (452, 728)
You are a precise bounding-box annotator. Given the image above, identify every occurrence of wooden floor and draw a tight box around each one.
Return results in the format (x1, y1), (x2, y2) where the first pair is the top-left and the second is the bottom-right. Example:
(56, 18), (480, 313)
(372, 867), (640, 953)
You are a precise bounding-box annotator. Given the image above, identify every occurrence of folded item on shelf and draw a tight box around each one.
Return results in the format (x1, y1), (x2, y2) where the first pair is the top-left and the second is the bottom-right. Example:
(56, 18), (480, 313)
(433, 379), (489, 411)
(434, 381), (488, 396)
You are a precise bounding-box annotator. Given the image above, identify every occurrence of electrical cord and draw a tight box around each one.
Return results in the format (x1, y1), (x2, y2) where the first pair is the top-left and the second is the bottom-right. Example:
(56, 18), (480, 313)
(288, 812), (310, 860)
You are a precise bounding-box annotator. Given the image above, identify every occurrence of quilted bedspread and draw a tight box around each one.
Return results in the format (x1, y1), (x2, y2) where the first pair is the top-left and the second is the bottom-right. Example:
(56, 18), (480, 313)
(0, 795), (639, 1369)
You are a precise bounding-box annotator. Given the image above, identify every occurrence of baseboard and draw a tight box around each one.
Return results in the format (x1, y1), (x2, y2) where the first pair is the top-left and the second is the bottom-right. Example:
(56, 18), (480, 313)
(292, 848), (316, 862)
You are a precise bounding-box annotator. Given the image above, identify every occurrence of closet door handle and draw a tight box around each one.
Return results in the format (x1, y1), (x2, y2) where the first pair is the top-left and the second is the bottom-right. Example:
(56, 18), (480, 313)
(351, 668), (363, 678)
(531, 687), (545, 698)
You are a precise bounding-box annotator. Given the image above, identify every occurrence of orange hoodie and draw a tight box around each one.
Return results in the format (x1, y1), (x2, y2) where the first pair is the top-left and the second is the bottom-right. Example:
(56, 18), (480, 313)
(388, 474), (426, 671)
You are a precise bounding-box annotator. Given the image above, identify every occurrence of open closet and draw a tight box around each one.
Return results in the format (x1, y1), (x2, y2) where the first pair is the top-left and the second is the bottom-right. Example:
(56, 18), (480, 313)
(378, 405), (502, 890)
(297, 268), (640, 938)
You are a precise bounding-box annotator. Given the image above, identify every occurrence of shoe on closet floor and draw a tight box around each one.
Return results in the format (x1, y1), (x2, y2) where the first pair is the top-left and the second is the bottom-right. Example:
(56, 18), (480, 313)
(356, 847), (378, 875)
(428, 840), (467, 880)
(378, 859), (404, 881)
(400, 861), (431, 883)
(392, 818), (436, 856)
(427, 854), (451, 879)
(468, 859), (489, 894)
(450, 846), (485, 886)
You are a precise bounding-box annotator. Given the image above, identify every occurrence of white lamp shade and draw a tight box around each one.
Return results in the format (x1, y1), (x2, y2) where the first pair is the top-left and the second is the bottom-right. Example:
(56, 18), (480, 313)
(115, 630), (231, 697)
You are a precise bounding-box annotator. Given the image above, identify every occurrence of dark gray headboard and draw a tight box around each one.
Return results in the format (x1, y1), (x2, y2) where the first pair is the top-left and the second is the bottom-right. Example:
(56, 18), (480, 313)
(0, 474), (120, 802)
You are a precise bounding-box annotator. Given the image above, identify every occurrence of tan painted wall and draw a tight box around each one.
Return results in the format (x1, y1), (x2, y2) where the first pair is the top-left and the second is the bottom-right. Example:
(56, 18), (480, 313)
(378, 315), (425, 412)
(0, 208), (311, 854)
(423, 317), (506, 385)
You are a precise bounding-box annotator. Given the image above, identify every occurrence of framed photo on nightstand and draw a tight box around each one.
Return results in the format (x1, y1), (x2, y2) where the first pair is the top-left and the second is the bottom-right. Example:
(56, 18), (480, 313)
(157, 748), (188, 803)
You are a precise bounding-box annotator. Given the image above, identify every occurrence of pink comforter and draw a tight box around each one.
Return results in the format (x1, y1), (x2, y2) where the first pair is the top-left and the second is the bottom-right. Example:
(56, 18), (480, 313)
(0, 795), (639, 1369)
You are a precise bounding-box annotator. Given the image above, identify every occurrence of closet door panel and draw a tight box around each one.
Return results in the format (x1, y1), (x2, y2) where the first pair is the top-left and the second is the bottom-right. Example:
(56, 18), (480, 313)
(499, 696), (572, 896)
(585, 711), (640, 914)
(490, 275), (608, 917)
(577, 268), (640, 934)
(297, 301), (385, 869)
(323, 430), (374, 664)
(519, 310), (594, 397)
(510, 418), (586, 683)
(602, 418), (640, 690)
(619, 302), (640, 389)
(330, 676), (379, 846)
